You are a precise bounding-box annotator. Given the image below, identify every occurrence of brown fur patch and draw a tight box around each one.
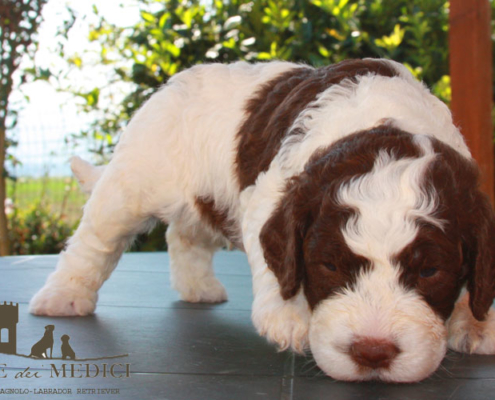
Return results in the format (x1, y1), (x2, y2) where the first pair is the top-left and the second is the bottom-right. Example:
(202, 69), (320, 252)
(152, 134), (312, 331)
(235, 59), (399, 190)
(394, 222), (465, 320)
(194, 197), (243, 250)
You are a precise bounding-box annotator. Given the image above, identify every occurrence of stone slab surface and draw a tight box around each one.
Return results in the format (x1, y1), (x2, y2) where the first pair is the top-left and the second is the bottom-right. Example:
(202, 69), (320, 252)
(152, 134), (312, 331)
(1, 251), (494, 399)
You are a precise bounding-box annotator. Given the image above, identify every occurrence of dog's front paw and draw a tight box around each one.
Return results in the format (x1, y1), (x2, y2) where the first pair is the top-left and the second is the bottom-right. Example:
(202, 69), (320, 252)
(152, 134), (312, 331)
(29, 284), (97, 317)
(252, 296), (310, 354)
(176, 277), (228, 303)
(447, 294), (495, 354)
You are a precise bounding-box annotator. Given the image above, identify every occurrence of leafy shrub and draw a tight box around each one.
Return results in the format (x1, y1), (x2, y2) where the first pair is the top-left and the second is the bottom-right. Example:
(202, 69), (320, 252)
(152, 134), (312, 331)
(7, 200), (169, 254)
(8, 203), (76, 255)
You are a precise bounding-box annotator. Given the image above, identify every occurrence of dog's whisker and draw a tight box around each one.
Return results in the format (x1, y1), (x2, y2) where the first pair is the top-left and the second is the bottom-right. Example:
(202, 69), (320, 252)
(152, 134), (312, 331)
(299, 360), (320, 375)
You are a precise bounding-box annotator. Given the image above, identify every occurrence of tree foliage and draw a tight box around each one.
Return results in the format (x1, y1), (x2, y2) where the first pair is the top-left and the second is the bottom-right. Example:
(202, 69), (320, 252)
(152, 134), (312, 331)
(66, 0), (451, 157)
(0, 0), (48, 255)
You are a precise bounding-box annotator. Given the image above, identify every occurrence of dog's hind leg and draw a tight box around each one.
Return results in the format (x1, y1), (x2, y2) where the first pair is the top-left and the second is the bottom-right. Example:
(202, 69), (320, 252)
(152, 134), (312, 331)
(29, 157), (181, 316)
(166, 218), (228, 303)
(447, 292), (495, 354)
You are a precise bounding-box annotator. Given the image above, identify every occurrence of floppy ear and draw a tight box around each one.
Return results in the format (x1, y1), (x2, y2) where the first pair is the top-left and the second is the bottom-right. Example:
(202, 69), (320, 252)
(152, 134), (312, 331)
(259, 179), (312, 300)
(463, 190), (495, 321)
(427, 141), (495, 321)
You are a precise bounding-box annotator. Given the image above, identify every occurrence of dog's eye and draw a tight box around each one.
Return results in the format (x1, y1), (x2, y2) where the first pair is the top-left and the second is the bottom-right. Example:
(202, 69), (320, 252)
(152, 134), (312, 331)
(419, 267), (438, 278)
(323, 263), (337, 272)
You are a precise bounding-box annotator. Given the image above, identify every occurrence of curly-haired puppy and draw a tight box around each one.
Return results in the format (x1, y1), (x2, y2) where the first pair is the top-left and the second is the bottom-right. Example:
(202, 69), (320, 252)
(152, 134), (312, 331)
(29, 59), (495, 382)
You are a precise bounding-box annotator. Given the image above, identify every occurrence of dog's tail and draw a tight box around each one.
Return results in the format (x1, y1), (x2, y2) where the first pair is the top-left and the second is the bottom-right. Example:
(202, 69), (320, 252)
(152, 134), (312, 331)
(70, 156), (105, 195)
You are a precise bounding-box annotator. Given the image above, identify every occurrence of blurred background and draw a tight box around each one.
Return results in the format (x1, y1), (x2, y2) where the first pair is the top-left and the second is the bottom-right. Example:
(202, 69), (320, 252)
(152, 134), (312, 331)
(0, 0), (493, 255)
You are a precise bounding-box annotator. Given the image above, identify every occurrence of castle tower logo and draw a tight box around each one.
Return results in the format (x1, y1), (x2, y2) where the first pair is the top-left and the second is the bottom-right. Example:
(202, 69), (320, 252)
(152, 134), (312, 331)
(0, 302), (18, 355)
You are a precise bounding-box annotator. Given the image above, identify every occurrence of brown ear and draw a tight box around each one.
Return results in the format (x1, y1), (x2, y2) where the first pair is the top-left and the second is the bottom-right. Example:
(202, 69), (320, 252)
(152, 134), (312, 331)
(259, 179), (313, 300)
(427, 140), (495, 321)
(464, 191), (495, 320)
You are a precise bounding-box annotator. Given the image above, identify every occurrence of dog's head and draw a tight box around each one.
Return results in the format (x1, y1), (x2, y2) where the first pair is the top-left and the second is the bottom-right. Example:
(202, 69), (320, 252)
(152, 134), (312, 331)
(260, 126), (495, 382)
(61, 334), (70, 342)
(45, 325), (55, 332)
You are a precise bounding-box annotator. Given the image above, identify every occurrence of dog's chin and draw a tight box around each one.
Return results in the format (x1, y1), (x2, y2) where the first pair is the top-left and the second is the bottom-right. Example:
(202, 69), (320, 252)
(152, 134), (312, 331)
(308, 296), (447, 383)
(308, 345), (445, 383)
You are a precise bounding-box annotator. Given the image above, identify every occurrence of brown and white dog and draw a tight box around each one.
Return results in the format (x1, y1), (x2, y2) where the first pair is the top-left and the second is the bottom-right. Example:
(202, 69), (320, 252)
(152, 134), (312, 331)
(29, 59), (495, 382)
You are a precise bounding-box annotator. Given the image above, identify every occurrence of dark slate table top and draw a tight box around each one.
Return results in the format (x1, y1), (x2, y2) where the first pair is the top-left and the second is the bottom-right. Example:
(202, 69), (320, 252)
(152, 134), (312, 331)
(1, 251), (495, 400)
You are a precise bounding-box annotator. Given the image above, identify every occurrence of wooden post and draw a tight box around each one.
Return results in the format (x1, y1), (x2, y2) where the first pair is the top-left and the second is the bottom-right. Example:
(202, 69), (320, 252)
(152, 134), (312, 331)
(449, 0), (494, 205)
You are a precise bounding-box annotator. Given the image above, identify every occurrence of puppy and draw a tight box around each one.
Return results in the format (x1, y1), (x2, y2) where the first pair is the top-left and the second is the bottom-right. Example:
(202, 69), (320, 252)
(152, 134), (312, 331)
(30, 325), (54, 359)
(61, 334), (76, 360)
(29, 59), (495, 382)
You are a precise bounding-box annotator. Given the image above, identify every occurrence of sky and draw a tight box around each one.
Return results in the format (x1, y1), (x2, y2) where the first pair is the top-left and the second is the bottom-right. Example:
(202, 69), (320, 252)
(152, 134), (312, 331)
(8, 0), (142, 176)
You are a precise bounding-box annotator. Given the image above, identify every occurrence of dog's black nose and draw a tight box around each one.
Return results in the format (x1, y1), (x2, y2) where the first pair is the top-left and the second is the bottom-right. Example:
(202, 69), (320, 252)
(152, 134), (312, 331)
(349, 337), (400, 369)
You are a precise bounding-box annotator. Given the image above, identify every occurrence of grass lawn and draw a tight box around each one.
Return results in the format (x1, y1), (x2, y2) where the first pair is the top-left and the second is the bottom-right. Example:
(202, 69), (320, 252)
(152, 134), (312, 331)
(7, 176), (88, 224)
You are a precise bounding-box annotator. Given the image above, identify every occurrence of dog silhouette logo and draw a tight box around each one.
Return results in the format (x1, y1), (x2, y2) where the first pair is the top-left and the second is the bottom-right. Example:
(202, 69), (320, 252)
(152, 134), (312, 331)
(30, 324), (55, 359)
(61, 334), (76, 360)
(0, 301), (127, 361)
